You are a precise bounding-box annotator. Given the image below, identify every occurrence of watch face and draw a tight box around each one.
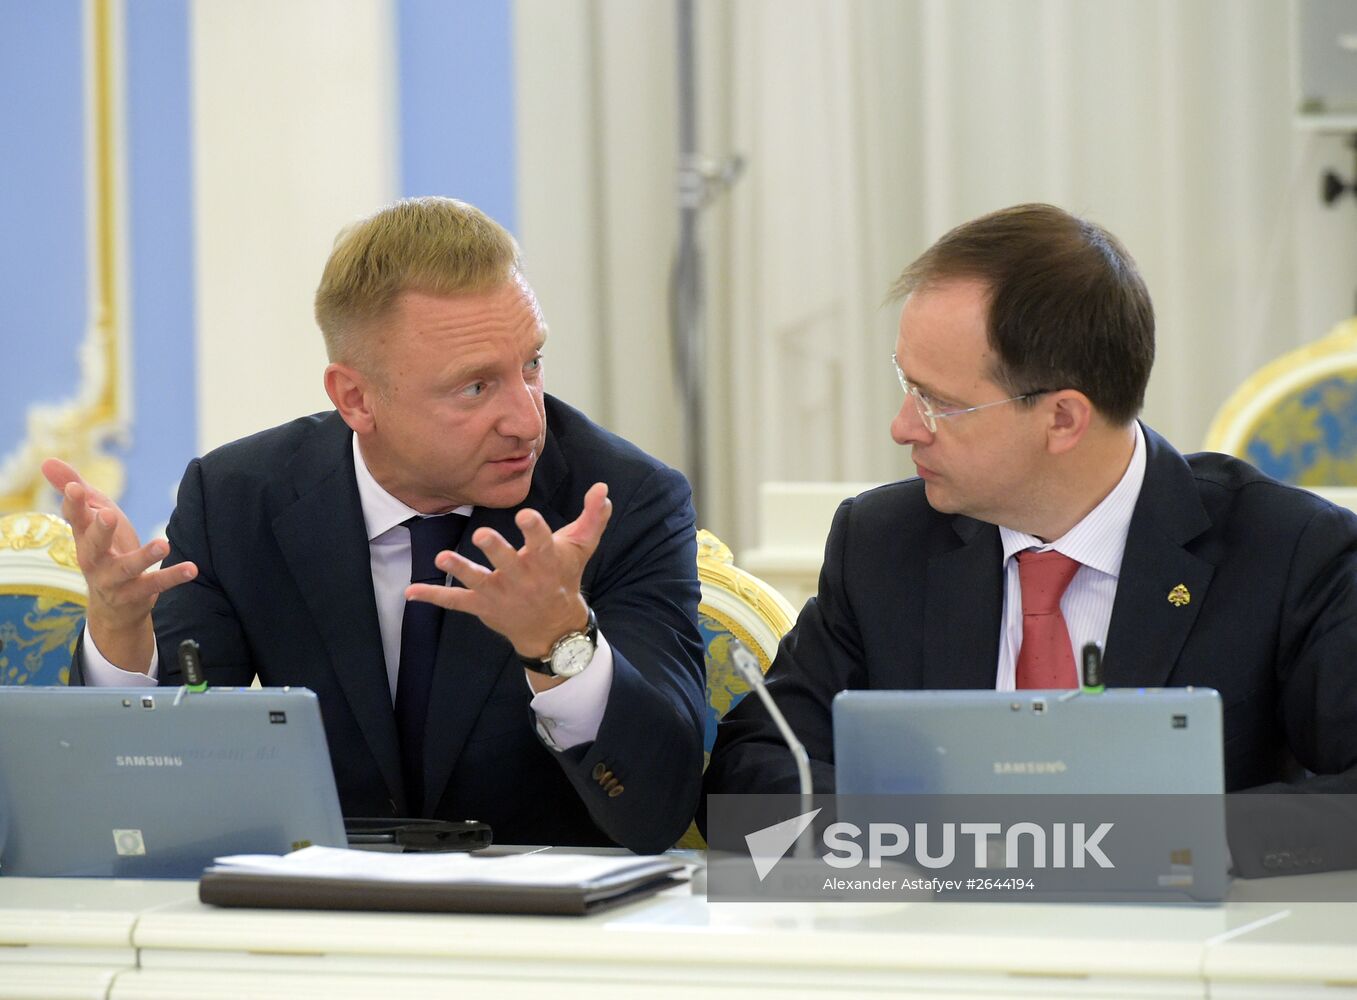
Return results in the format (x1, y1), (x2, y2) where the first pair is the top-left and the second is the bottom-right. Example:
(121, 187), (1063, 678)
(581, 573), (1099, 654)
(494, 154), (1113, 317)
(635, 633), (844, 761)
(549, 635), (594, 678)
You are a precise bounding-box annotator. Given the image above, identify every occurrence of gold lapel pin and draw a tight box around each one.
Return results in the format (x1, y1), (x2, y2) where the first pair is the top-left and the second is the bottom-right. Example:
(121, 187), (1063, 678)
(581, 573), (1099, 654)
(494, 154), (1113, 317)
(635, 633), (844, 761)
(1168, 584), (1190, 607)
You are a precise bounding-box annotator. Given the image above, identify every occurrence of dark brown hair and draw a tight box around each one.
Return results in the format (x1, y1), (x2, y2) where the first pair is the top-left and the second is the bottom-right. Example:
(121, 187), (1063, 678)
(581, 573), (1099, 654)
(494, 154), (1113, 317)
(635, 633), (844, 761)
(889, 203), (1154, 425)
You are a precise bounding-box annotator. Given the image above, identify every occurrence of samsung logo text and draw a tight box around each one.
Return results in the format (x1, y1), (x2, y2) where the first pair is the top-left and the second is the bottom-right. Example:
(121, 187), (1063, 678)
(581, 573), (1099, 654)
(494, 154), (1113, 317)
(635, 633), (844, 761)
(115, 755), (184, 767)
(993, 760), (1067, 774)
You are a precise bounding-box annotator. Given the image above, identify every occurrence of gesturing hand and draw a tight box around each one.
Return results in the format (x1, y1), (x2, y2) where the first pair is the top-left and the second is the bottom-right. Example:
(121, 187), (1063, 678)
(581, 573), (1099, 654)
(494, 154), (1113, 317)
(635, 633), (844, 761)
(405, 481), (612, 662)
(41, 458), (197, 671)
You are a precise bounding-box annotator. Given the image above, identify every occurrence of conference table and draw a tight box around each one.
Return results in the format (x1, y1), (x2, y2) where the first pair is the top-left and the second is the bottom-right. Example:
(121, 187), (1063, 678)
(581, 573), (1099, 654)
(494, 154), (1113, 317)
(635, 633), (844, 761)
(2, 863), (1355, 999)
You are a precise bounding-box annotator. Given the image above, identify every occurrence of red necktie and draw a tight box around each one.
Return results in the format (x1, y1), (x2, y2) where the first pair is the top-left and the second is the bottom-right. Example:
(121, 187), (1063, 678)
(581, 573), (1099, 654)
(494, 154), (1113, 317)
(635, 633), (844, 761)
(1015, 549), (1081, 689)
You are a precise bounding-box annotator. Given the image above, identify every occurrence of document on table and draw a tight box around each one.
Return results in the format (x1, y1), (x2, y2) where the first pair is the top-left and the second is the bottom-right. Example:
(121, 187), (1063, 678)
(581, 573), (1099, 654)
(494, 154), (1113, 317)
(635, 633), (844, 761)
(199, 846), (688, 915)
(212, 845), (679, 885)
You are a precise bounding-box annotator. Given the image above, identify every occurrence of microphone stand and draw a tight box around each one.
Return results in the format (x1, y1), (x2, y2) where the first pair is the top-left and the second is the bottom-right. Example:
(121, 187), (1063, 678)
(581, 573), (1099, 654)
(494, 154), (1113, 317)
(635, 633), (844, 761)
(730, 641), (816, 859)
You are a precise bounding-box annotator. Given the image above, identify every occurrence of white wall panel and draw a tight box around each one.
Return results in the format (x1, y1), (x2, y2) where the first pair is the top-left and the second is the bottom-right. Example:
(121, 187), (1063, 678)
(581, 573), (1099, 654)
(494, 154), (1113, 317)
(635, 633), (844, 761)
(190, 0), (398, 452)
(513, 0), (605, 421)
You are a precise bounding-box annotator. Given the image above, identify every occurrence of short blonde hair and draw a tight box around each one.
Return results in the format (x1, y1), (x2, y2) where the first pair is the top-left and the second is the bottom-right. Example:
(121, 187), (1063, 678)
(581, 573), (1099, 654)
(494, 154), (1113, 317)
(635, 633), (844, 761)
(314, 196), (522, 366)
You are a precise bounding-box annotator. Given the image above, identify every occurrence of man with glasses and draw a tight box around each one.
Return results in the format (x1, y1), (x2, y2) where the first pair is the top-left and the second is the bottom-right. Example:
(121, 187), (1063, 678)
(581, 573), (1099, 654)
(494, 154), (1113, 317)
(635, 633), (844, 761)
(705, 204), (1357, 827)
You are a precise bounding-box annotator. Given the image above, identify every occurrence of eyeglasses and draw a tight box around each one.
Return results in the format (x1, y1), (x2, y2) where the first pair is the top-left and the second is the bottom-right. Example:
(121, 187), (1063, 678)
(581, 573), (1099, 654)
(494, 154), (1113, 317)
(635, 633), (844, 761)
(891, 354), (1054, 433)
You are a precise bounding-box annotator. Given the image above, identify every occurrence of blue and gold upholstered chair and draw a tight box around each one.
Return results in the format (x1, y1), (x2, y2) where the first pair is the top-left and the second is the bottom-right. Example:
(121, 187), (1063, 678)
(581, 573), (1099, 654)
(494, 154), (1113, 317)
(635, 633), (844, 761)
(1205, 317), (1357, 502)
(0, 513), (86, 686)
(677, 529), (797, 848)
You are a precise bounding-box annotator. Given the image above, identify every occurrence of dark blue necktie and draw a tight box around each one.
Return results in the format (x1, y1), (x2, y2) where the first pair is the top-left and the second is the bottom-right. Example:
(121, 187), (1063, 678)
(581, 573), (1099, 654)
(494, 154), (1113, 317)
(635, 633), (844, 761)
(395, 513), (467, 816)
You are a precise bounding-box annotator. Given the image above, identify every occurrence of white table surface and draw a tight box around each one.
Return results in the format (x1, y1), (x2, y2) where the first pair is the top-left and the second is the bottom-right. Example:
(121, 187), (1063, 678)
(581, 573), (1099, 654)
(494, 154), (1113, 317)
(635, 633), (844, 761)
(0, 877), (195, 1000)
(1, 868), (1355, 1000)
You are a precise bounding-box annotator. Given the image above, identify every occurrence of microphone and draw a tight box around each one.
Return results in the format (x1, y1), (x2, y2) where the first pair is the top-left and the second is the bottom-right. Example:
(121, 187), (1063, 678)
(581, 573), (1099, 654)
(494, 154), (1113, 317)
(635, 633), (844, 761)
(729, 638), (815, 858)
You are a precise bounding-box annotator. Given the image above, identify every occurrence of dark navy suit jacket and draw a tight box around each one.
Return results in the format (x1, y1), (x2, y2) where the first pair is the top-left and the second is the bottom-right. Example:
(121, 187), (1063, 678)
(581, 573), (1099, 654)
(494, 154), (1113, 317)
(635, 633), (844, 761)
(74, 395), (706, 853)
(705, 426), (1357, 872)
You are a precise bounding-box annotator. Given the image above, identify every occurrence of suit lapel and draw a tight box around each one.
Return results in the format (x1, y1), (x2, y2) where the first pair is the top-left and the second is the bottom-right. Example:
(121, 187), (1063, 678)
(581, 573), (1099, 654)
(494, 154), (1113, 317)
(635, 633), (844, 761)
(1104, 426), (1215, 688)
(921, 517), (1005, 689)
(272, 415), (403, 806)
(422, 422), (571, 808)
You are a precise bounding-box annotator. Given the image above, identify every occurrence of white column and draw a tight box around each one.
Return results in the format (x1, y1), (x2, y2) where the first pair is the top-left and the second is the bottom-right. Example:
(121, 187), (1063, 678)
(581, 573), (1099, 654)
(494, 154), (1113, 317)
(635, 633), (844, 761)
(190, 0), (398, 452)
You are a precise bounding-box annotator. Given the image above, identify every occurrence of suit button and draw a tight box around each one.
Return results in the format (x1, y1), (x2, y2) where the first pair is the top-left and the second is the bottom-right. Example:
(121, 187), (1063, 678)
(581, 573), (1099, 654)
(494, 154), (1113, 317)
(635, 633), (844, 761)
(592, 762), (607, 781)
(607, 784), (624, 798)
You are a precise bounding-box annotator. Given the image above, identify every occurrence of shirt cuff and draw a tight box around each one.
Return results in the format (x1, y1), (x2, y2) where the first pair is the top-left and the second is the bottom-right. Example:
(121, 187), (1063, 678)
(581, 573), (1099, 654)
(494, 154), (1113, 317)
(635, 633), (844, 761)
(80, 629), (159, 686)
(528, 632), (614, 751)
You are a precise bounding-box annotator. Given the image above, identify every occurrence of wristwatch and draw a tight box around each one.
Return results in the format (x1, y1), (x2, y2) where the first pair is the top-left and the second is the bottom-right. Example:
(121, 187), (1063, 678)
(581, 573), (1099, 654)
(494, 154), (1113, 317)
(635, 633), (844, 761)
(519, 605), (598, 678)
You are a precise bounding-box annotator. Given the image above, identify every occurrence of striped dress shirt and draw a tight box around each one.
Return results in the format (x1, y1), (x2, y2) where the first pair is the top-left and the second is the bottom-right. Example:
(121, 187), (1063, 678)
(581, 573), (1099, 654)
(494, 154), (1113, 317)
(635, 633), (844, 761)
(994, 423), (1147, 690)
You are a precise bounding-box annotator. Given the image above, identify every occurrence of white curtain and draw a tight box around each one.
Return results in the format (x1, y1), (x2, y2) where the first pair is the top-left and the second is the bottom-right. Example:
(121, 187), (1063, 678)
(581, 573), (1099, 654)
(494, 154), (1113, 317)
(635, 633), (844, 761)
(516, 0), (1357, 552)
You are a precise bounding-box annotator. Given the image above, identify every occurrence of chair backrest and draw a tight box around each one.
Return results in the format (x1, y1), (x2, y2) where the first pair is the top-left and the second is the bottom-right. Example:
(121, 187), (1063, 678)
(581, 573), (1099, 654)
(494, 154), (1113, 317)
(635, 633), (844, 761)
(1204, 317), (1357, 485)
(677, 529), (797, 848)
(0, 513), (86, 686)
(696, 529), (797, 753)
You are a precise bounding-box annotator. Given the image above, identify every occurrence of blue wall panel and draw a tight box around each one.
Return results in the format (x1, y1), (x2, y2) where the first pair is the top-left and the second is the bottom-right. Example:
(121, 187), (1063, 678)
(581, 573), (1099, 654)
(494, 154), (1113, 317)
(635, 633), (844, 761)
(0, 0), (196, 536)
(0, 0), (87, 460)
(119, 0), (196, 533)
(2, 1), (517, 534)
(397, 0), (517, 232)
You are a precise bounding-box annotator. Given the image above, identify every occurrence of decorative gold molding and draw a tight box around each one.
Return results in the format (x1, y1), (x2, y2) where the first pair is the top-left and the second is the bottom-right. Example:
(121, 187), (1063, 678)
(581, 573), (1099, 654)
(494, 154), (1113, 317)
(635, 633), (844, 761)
(696, 528), (795, 639)
(0, 513), (79, 571)
(0, 0), (127, 513)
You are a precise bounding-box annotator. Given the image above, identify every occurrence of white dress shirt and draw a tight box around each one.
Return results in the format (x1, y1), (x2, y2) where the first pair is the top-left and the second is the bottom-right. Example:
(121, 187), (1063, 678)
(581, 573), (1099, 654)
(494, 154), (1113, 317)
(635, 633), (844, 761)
(994, 423), (1147, 690)
(82, 433), (613, 749)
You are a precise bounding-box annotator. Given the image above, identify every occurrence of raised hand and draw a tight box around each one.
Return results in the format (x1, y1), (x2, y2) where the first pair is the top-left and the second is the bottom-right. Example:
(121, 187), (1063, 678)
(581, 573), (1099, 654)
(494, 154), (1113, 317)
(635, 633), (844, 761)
(41, 458), (197, 672)
(406, 481), (612, 666)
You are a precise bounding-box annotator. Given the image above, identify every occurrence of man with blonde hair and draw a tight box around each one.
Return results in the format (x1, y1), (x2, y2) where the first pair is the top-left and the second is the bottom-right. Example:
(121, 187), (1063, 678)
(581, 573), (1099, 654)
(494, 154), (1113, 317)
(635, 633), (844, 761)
(46, 197), (705, 853)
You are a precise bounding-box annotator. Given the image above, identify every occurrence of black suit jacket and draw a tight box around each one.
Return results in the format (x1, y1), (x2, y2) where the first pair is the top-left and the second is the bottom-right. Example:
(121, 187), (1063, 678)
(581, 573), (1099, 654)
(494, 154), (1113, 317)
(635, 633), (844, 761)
(74, 396), (705, 853)
(705, 426), (1357, 872)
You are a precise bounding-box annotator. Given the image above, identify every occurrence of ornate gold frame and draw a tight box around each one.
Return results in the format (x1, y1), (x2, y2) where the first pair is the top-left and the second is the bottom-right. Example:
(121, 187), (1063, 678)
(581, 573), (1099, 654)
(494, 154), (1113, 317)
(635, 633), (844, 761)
(0, 0), (127, 513)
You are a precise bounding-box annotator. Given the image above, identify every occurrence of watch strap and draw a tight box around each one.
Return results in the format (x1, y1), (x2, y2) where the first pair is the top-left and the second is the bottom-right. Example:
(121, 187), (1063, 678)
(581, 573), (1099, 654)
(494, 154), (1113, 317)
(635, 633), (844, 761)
(518, 605), (598, 676)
